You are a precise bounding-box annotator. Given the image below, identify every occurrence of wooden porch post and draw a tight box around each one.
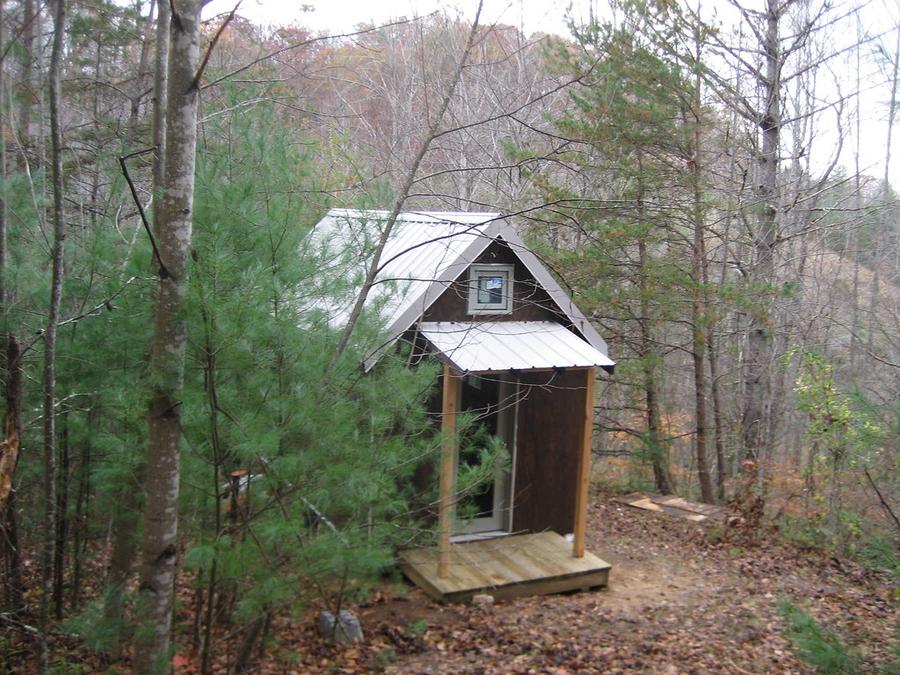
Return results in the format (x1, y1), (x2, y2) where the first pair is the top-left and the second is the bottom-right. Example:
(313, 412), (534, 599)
(573, 367), (596, 558)
(438, 364), (459, 578)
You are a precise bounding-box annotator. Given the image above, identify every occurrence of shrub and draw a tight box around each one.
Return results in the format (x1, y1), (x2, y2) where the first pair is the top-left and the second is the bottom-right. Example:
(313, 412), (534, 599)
(779, 600), (861, 674)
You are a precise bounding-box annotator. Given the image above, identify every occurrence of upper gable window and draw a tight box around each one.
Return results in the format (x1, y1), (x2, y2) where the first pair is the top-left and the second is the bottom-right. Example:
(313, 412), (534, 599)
(467, 264), (514, 315)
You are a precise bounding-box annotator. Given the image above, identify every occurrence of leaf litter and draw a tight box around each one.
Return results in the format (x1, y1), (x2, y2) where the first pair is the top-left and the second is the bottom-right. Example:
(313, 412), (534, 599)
(247, 493), (896, 673)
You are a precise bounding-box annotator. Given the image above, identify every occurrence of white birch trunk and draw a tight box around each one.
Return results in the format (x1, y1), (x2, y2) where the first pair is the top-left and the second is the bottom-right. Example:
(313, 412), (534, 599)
(134, 1), (203, 670)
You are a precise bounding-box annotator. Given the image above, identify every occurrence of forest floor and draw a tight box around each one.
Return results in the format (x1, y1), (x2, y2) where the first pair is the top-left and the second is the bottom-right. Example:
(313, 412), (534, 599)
(258, 492), (897, 674)
(9, 490), (896, 673)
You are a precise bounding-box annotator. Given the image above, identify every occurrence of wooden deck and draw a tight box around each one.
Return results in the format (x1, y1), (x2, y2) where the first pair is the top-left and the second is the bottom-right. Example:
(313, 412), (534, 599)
(399, 531), (611, 603)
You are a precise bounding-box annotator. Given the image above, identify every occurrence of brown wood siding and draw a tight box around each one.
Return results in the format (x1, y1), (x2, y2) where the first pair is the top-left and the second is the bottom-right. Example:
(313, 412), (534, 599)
(512, 369), (587, 534)
(411, 372), (444, 514)
(423, 240), (565, 324)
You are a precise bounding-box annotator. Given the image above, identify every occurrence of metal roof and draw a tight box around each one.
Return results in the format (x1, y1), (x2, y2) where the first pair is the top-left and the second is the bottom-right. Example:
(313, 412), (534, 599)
(310, 209), (501, 328)
(308, 209), (613, 371)
(418, 321), (615, 373)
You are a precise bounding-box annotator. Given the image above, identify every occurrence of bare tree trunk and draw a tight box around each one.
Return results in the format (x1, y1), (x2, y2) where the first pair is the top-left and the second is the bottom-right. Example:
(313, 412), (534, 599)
(872, 22), (900, 355)
(741, 0), (781, 487)
(0, 347), (19, 517)
(2, 494), (22, 611)
(645, 363), (673, 495)
(19, 0), (36, 154)
(0, 0), (24, 614)
(720, 26), (743, 482)
(638, 236), (672, 496)
(39, 0), (67, 669)
(634, 156), (673, 495)
(707, 323), (727, 502)
(129, 0), (157, 129)
(690, 256), (714, 501)
(231, 612), (267, 675)
(849, 10), (863, 378)
(70, 424), (90, 610)
(104, 0), (169, 627)
(200, 311), (224, 675)
(0, 336), (23, 611)
(53, 407), (70, 619)
(704, 53), (729, 501)
(689, 46), (714, 504)
(151, 0), (169, 235)
(103, 458), (142, 639)
(134, 0), (204, 669)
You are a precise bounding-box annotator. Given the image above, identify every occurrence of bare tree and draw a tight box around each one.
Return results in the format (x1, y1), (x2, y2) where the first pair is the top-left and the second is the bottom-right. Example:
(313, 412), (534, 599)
(681, 0), (850, 489)
(134, 0), (207, 669)
(737, 0), (783, 481)
(104, 0), (171, 629)
(871, 17), (900, 357)
(688, 28), (714, 504)
(39, 0), (67, 668)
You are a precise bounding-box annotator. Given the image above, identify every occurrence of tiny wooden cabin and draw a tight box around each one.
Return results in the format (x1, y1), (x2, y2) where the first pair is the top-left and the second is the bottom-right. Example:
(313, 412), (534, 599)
(311, 209), (615, 601)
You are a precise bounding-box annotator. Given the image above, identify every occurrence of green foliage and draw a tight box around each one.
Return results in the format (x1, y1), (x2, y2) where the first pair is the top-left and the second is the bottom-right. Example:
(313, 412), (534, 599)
(779, 512), (900, 582)
(779, 601), (862, 674)
(170, 86), (440, 627)
(779, 514), (829, 550)
(454, 425), (510, 524)
(0, 89), (158, 547)
(792, 350), (893, 553)
(794, 350), (883, 466)
(61, 598), (130, 655)
(513, 3), (712, 492)
(858, 534), (900, 581)
(375, 647), (399, 668)
(407, 617), (428, 636)
(881, 644), (900, 675)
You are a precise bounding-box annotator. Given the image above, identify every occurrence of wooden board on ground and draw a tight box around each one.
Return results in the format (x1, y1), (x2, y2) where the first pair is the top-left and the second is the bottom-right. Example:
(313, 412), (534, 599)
(399, 531), (611, 603)
(614, 493), (728, 522)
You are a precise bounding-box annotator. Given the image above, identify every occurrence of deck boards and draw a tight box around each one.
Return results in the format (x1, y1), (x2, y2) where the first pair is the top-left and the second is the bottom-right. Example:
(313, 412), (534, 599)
(398, 531), (611, 602)
(614, 492), (728, 522)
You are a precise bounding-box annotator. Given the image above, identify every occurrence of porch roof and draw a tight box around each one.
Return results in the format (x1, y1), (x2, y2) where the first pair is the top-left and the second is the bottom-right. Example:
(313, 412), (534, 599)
(418, 321), (615, 373)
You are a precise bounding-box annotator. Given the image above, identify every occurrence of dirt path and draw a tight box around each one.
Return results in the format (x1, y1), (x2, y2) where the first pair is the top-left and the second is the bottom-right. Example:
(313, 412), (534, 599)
(261, 494), (896, 673)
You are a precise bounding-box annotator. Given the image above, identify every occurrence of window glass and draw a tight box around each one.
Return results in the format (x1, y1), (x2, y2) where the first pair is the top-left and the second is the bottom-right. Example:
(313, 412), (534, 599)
(477, 275), (505, 304)
(467, 264), (513, 314)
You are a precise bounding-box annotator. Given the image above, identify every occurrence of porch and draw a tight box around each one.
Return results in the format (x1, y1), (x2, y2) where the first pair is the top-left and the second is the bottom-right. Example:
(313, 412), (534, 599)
(399, 531), (611, 603)
(408, 325), (614, 603)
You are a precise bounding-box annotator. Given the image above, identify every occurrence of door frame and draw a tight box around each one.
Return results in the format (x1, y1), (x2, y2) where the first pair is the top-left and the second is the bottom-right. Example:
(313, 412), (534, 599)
(453, 374), (518, 536)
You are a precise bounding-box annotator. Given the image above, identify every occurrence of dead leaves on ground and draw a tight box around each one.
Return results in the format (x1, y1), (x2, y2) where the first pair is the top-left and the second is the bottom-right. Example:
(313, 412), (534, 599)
(234, 495), (895, 673)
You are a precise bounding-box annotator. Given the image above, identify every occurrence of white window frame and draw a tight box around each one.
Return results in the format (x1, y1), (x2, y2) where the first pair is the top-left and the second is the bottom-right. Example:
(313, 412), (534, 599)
(467, 264), (514, 315)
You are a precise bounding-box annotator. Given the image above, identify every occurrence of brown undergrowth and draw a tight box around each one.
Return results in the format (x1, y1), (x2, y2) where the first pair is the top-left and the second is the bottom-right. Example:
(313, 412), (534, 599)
(4, 491), (895, 673)
(250, 492), (896, 674)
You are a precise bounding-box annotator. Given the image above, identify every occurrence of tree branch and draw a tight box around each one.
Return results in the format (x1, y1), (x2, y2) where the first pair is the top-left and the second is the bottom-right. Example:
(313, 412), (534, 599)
(864, 467), (900, 532)
(190, 1), (241, 92)
(118, 149), (171, 279)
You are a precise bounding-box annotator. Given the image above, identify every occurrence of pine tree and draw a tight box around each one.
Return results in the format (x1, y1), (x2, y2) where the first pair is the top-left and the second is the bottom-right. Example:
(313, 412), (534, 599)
(523, 16), (698, 494)
(172, 90), (438, 667)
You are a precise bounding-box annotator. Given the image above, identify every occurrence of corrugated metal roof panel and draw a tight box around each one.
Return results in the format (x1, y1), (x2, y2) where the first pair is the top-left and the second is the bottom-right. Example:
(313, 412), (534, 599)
(418, 321), (615, 373)
(310, 209), (500, 329)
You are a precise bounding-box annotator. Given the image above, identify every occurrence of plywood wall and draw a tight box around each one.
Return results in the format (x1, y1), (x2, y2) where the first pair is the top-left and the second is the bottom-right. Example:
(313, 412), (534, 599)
(512, 369), (587, 534)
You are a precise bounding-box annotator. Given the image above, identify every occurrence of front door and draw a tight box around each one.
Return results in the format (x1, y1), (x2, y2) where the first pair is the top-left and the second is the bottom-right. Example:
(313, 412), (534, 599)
(455, 375), (515, 535)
